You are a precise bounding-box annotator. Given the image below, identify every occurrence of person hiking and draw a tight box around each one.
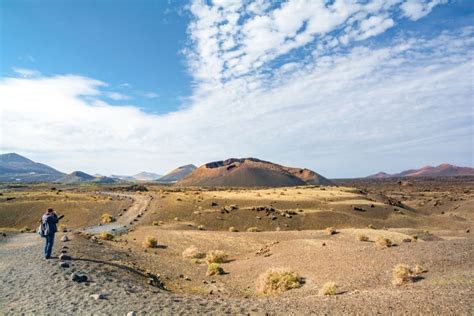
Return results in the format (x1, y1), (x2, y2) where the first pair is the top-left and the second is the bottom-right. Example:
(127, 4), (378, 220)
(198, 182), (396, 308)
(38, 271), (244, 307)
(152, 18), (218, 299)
(40, 208), (64, 259)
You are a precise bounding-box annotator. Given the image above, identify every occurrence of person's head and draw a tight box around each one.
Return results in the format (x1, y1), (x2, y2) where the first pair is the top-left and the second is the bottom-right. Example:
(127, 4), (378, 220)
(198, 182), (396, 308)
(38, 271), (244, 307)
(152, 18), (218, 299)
(47, 208), (54, 214)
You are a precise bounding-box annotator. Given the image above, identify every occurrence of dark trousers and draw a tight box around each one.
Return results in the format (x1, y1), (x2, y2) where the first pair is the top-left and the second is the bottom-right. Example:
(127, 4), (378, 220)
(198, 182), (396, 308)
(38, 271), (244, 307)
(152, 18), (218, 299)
(44, 234), (55, 258)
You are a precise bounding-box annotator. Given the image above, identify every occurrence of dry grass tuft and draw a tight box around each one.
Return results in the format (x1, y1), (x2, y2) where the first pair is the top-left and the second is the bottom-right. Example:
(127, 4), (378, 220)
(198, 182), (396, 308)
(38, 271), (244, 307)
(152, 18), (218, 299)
(207, 263), (224, 276)
(228, 226), (238, 232)
(152, 221), (160, 226)
(98, 232), (114, 240)
(392, 264), (414, 285)
(205, 250), (228, 264)
(319, 281), (338, 296)
(357, 234), (369, 242)
(182, 246), (205, 259)
(101, 213), (114, 223)
(255, 267), (302, 295)
(376, 238), (392, 249)
(143, 236), (158, 248)
(392, 263), (427, 285)
(326, 227), (337, 235)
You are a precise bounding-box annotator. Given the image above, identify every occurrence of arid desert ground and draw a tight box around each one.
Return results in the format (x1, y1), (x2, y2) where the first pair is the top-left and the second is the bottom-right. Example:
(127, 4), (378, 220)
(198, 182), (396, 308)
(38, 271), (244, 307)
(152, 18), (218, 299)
(1, 178), (473, 314)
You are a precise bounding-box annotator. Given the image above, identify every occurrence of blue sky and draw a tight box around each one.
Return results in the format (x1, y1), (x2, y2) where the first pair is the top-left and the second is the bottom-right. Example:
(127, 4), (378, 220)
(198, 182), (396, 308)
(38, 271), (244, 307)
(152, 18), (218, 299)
(0, 0), (473, 177)
(1, 0), (192, 113)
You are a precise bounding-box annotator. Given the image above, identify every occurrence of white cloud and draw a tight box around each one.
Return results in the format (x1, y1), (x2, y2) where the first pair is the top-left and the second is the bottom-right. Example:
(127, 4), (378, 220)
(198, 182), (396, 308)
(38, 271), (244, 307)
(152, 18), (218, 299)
(107, 91), (131, 100)
(401, 0), (447, 21)
(12, 67), (41, 78)
(119, 82), (132, 88)
(1, 1), (471, 177)
(143, 92), (159, 99)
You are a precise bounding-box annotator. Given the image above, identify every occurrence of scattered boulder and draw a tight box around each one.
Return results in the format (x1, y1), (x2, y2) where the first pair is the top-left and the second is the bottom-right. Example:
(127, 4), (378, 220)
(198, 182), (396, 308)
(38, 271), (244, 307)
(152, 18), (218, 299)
(61, 235), (70, 242)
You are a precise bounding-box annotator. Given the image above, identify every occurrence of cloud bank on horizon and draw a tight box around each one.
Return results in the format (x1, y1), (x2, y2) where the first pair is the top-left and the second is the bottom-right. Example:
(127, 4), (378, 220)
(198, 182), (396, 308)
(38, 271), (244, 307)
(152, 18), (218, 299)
(1, 0), (473, 177)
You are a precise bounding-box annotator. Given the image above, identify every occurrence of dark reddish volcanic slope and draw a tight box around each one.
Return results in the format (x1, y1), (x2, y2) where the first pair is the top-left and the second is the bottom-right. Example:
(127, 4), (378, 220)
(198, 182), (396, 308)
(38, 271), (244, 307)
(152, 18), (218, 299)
(367, 163), (474, 178)
(177, 158), (331, 187)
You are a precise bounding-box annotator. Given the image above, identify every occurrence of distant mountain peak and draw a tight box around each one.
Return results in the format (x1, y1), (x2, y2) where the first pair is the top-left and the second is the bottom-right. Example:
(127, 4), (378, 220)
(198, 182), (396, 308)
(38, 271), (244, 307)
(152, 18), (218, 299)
(0, 153), (33, 163)
(178, 157), (331, 187)
(157, 164), (197, 183)
(367, 163), (474, 178)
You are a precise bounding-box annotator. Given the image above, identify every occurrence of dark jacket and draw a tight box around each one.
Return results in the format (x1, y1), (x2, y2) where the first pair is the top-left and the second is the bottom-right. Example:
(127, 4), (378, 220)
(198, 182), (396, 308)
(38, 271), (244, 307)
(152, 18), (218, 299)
(42, 213), (58, 235)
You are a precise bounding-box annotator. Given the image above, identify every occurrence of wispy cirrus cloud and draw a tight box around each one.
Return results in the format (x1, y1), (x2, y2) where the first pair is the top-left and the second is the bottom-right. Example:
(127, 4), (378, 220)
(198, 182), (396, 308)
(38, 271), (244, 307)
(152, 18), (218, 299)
(1, 1), (472, 177)
(12, 67), (41, 78)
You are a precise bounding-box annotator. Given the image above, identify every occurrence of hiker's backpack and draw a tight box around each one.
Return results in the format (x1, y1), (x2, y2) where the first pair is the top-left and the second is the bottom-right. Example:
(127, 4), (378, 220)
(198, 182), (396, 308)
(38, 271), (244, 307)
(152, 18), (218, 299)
(37, 221), (50, 237)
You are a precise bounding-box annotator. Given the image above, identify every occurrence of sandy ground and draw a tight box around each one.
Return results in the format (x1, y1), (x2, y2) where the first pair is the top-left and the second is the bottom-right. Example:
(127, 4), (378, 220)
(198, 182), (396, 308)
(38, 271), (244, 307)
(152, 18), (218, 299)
(0, 233), (276, 314)
(1, 180), (473, 314)
(1, 232), (472, 314)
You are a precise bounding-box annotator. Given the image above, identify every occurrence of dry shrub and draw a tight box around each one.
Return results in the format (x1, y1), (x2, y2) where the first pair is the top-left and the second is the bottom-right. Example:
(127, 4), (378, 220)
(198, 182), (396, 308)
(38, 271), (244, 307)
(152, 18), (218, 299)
(392, 263), (427, 285)
(392, 264), (414, 285)
(326, 227), (337, 235)
(247, 227), (259, 232)
(143, 236), (158, 248)
(228, 226), (238, 232)
(319, 281), (338, 296)
(197, 225), (205, 230)
(207, 263), (224, 276)
(152, 221), (160, 226)
(357, 234), (369, 242)
(376, 238), (392, 249)
(182, 246), (205, 259)
(205, 250), (228, 264)
(101, 213), (114, 223)
(255, 268), (302, 295)
(98, 232), (114, 240)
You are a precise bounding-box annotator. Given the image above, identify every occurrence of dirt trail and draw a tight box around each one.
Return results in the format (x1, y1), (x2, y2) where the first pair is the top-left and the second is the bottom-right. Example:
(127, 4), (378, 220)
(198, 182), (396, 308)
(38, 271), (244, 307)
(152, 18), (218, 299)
(82, 193), (151, 235)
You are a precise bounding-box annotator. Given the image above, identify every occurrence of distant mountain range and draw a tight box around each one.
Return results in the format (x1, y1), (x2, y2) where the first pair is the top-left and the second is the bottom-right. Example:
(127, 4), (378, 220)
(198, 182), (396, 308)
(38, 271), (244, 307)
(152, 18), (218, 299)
(367, 164), (474, 178)
(157, 164), (197, 183)
(0, 153), (160, 183)
(0, 153), (65, 182)
(177, 158), (331, 187)
(58, 171), (116, 184)
(132, 171), (162, 181)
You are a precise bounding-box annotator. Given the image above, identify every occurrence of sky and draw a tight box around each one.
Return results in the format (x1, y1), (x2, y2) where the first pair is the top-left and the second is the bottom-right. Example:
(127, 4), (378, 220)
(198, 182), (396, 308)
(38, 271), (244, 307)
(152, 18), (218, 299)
(0, 0), (473, 178)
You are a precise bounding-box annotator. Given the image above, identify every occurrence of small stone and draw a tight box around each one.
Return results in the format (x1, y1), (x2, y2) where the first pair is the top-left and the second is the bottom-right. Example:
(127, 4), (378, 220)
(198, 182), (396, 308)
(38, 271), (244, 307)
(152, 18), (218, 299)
(71, 273), (88, 283)
(90, 294), (105, 300)
(59, 262), (70, 268)
(466, 229), (470, 233)
(60, 249), (67, 254)
(59, 254), (72, 261)
(322, 243), (326, 246)
(61, 235), (69, 242)
(127, 312), (137, 316)
(402, 238), (412, 242)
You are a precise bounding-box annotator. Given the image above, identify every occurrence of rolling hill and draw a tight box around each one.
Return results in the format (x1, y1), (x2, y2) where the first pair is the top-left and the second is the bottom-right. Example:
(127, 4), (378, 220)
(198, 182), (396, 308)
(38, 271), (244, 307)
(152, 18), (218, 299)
(133, 172), (162, 181)
(157, 164), (197, 183)
(58, 171), (116, 184)
(177, 158), (331, 187)
(367, 163), (474, 178)
(0, 153), (65, 182)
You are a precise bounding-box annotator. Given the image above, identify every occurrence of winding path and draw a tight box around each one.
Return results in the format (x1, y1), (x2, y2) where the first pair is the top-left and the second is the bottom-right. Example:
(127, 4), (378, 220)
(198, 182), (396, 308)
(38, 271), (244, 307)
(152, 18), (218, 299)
(82, 193), (152, 235)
